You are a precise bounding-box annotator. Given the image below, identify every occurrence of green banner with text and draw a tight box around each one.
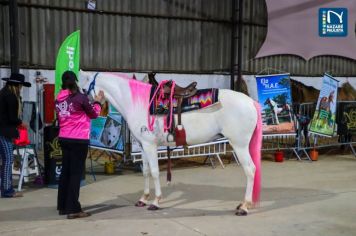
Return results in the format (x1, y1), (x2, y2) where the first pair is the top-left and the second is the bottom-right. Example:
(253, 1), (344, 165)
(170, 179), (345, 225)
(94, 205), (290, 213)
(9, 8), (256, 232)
(55, 30), (80, 96)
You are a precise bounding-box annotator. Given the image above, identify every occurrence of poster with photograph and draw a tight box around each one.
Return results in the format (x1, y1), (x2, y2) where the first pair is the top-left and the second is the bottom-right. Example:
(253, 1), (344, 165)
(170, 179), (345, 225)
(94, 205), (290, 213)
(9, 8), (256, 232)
(309, 74), (339, 137)
(90, 113), (124, 151)
(256, 74), (295, 135)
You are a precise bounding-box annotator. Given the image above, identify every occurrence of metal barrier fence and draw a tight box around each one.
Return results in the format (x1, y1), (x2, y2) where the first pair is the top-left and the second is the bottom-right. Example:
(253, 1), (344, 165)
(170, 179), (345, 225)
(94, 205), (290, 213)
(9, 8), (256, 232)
(90, 101), (356, 165)
(130, 138), (233, 169)
(293, 101), (356, 159)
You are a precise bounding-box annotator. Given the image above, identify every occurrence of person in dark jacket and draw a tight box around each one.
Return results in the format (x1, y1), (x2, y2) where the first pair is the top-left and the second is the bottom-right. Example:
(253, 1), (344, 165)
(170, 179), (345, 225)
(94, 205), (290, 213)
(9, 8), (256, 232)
(55, 71), (104, 219)
(0, 73), (31, 198)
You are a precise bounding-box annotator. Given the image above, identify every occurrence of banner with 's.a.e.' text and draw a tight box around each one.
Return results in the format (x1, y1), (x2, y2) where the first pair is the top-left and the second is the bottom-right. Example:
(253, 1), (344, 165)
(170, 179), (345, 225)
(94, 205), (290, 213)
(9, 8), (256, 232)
(55, 30), (80, 96)
(309, 74), (339, 137)
(256, 74), (295, 135)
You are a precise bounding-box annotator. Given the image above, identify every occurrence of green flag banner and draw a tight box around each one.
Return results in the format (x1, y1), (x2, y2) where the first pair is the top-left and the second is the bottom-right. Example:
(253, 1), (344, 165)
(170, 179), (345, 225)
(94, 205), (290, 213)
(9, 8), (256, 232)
(55, 30), (80, 96)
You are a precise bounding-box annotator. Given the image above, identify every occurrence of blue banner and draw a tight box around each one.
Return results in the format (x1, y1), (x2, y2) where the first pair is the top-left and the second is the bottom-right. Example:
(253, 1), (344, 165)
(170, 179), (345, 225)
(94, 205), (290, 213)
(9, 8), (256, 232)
(309, 74), (339, 137)
(256, 74), (295, 135)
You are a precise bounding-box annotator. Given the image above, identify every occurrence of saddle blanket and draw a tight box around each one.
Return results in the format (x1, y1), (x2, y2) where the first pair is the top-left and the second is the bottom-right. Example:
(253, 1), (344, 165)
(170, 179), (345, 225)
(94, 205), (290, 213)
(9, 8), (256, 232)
(149, 88), (219, 115)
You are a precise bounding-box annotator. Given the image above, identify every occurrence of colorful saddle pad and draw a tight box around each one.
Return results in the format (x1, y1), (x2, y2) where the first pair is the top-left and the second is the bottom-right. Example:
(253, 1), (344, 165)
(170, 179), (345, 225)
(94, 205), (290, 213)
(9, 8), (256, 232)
(149, 88), (219, 115)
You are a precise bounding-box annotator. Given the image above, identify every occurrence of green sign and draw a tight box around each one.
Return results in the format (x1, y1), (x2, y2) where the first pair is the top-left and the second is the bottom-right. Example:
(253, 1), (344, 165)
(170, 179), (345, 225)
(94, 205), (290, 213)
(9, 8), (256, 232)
(55, 30), (80, 96)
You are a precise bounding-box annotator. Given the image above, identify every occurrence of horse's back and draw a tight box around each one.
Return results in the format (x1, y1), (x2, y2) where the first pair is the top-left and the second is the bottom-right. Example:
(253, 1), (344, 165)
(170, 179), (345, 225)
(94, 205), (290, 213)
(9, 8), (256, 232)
(217, 89), (258, 143)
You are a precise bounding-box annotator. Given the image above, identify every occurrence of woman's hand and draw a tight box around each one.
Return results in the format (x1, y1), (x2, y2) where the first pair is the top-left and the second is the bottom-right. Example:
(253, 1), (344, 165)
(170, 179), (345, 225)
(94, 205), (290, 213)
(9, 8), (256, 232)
(94, 90), (105, 104)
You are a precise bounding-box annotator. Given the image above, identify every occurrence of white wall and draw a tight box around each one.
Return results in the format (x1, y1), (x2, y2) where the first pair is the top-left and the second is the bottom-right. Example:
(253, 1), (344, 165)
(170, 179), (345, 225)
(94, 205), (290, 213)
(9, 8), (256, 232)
(0, 69), (231, 102)
(1, 68), (355, 102)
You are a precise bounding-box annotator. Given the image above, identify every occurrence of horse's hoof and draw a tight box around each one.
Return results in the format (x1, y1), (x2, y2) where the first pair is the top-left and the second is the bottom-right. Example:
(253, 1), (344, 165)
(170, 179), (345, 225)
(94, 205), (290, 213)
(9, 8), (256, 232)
(235, 208), (248, 216)
(135, 201), (146, 207)
(147, 204), (159, 211)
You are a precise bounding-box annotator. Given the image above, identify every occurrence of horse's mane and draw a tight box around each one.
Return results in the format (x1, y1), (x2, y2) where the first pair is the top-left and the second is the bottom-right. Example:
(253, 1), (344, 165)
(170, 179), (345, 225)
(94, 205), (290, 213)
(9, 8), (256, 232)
(290, 79), (356, 103)
(338, 82), (356, 101)
(290, 79), (319, 103)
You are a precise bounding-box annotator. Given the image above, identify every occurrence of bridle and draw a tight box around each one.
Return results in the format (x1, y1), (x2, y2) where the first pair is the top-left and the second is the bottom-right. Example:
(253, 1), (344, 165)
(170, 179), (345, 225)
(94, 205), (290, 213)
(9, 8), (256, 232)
(85, 72), (100, 96)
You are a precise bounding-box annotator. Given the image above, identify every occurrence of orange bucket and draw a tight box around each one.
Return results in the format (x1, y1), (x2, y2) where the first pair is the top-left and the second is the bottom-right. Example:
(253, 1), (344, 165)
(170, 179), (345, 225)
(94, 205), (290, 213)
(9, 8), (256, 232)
(274, 151), (284, 162)
(309, 149), (319, 161)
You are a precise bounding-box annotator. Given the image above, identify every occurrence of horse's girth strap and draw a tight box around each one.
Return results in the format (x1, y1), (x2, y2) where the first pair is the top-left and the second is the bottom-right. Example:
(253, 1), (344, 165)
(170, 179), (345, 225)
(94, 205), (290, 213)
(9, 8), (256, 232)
(177, 97), (183, 126)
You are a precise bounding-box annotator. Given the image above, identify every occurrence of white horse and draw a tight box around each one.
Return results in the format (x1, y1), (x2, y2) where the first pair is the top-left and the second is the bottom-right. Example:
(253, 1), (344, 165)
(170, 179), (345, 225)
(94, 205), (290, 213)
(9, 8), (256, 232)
(264, 98), (292, 125)
(79, 71), (262, 216)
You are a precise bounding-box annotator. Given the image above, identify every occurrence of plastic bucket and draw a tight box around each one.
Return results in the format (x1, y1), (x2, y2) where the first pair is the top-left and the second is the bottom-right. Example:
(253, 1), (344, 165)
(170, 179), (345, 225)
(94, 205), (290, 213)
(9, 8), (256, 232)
(274, 151), (284, 162)
(105, 162), (115, 174)
(309, 149), (319, 161)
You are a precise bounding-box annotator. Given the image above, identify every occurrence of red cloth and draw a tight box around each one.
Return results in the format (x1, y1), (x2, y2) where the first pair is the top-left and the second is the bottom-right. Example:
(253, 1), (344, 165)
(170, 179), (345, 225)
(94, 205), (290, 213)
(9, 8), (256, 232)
(13, 125), (30, 146)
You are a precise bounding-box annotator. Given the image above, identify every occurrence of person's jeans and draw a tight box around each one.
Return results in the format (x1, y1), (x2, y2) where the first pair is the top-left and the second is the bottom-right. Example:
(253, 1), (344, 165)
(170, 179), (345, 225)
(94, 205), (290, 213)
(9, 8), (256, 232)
(0, 135), (15, 198)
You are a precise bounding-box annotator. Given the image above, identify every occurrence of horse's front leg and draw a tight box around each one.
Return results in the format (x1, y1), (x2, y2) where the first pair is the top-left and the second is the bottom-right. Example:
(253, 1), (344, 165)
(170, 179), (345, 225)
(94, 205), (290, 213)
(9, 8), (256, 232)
(142, 143), (162, 210)
(274, 109), (280, 124)
(135, 157), (150, 207)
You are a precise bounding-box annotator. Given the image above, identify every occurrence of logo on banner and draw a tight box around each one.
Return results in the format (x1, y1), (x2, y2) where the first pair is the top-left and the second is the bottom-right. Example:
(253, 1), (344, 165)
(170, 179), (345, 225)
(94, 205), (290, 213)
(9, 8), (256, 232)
(319, 8), (348, 37)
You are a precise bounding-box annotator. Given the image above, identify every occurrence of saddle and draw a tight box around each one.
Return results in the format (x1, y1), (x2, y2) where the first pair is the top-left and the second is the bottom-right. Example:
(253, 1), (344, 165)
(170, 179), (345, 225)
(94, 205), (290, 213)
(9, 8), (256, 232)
(148, 73), (198, 98)
(163, 81), (198, 98)
(148, 72), (198, 146)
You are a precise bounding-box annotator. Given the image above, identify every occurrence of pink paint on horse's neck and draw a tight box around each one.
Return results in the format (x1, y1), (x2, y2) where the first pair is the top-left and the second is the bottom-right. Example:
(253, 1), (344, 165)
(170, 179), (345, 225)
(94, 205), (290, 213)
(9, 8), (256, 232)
(129, 79), (152, 108)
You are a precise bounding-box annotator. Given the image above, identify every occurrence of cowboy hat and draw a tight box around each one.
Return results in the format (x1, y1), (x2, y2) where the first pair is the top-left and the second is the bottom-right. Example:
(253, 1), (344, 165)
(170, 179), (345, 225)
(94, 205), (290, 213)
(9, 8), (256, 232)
(2, 73), (31, 87)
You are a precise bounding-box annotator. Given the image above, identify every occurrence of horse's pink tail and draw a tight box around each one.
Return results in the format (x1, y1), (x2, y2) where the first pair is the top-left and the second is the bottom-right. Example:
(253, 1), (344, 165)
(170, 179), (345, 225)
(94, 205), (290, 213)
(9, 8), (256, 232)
(250, 101), (262, 205)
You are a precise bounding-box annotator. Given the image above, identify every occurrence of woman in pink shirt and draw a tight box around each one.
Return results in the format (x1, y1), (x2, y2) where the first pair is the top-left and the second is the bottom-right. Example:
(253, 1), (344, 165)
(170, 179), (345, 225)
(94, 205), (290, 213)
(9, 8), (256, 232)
(55, 71), (104, 219)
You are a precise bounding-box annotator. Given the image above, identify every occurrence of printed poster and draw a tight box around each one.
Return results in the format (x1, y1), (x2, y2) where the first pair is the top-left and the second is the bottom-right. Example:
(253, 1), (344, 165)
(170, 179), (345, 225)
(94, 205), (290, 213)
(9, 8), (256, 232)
(256, 74), (295, 135)
(90, 112), (124, 151)
(309, 74), (339, 137)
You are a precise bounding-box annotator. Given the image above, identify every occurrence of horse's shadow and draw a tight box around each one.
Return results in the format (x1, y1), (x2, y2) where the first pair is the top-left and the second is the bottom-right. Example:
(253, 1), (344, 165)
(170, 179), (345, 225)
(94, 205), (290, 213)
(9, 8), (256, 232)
(0, 183), (336, 222)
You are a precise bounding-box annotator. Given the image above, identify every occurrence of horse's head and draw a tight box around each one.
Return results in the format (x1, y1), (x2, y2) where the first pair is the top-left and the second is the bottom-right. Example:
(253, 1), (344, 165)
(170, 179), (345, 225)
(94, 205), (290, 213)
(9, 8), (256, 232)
(78, 70), (103, 100)
(320, 97), (328, 103)
(264, 98), (271, 105)
(328, 91), (335, 103)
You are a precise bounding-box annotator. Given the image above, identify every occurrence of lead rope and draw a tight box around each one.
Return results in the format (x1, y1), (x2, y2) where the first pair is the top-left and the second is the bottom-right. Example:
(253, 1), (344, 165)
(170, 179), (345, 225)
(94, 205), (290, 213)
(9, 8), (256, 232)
(146, 80), (175, 183)
(147, 80), (175, 132)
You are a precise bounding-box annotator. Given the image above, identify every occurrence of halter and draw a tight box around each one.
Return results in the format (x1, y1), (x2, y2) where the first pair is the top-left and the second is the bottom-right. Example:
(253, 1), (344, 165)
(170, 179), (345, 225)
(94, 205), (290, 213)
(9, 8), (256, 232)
(86, 72), (99, 96)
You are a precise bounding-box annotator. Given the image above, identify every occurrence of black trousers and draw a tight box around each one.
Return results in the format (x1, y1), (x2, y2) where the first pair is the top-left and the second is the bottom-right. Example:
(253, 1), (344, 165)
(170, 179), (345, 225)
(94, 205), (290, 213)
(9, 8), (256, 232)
(57, 140), (88, 214)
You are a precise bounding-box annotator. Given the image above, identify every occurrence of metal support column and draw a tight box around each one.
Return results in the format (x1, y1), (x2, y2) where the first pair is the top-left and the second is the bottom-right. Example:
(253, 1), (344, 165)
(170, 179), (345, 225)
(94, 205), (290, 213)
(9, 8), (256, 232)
(236, 0), (243, 91)
(230, 0), (244, 91)
(9, 0), (19, 73)
(230, 0), (237, 91)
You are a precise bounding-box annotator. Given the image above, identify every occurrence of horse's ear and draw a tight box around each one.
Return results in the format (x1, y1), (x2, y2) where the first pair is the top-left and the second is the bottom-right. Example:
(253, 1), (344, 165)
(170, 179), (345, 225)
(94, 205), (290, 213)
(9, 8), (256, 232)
(79, 70), (89, 80)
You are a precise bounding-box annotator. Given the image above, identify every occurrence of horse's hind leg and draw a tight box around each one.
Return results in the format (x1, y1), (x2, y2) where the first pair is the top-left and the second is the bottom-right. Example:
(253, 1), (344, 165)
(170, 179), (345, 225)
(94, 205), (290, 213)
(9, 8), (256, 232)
(230, 143), (256, 216)
(135, 157), (150, 207)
